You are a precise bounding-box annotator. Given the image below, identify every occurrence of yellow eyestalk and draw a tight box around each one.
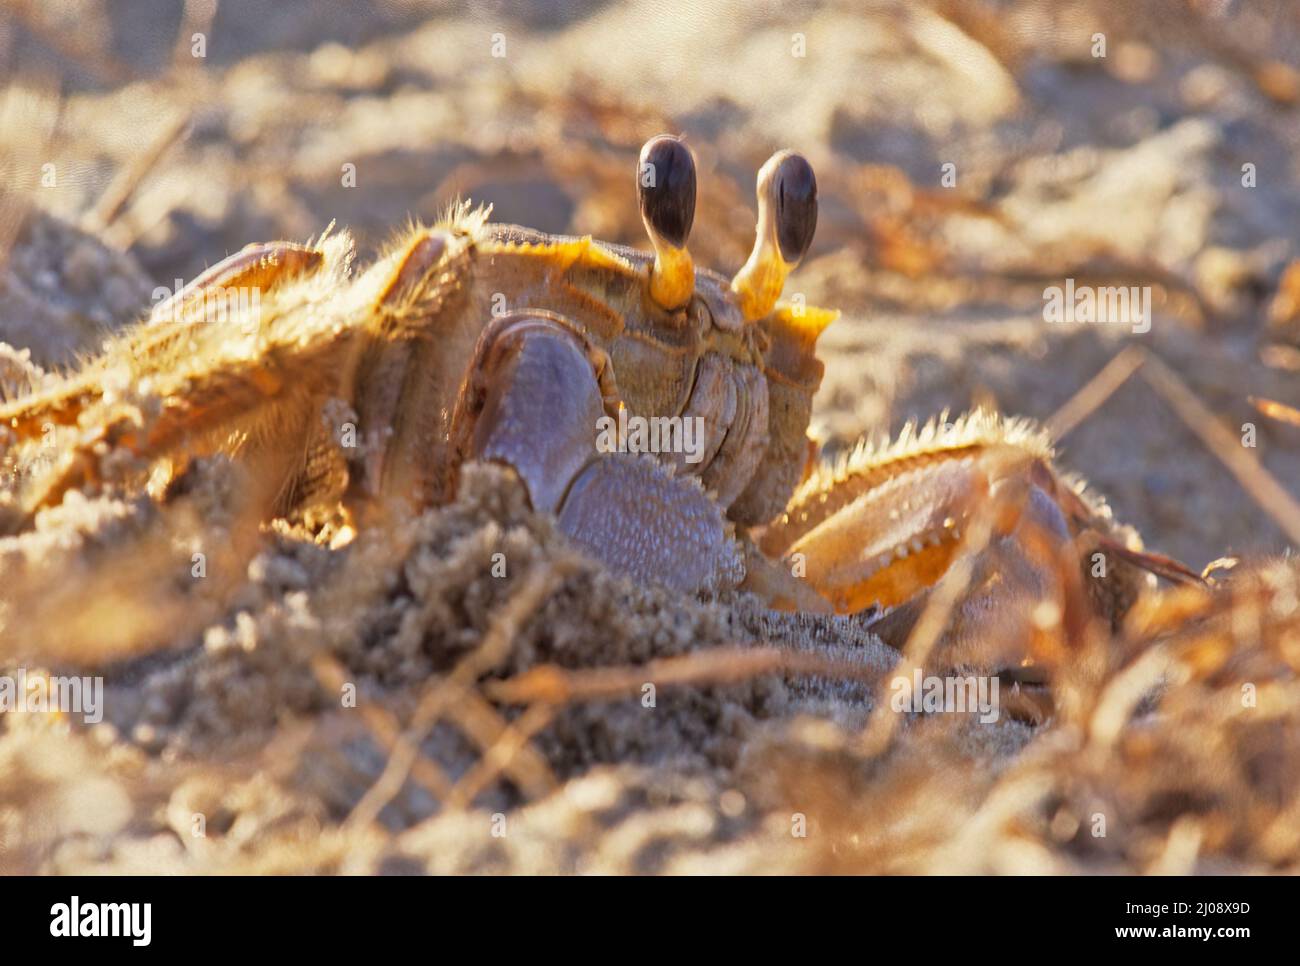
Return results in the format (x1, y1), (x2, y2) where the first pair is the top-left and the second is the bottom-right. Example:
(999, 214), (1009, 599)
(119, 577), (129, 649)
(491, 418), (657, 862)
(731, 150), (818, 322)
(637, 135), (697, 311)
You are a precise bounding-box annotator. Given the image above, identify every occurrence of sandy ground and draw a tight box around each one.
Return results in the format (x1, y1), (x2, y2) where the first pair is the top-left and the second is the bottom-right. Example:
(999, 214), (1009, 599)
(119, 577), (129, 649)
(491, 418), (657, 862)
(3, 0), (1300, 874)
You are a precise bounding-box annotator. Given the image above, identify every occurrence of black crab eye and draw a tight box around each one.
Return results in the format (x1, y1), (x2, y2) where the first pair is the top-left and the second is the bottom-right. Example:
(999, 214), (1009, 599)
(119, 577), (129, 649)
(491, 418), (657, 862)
(772, 152), (817, 264)
(637, 135), (696, 249)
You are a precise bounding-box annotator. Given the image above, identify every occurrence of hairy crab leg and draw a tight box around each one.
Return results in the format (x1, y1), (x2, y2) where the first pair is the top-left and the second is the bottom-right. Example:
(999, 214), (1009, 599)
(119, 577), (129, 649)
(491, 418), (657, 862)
(4, 237), (352, 525)
(759, 412), (1171, 642)
(147, 241), (324, 325)
(343, 226), (480, 512)
(0, 241), (327, 446)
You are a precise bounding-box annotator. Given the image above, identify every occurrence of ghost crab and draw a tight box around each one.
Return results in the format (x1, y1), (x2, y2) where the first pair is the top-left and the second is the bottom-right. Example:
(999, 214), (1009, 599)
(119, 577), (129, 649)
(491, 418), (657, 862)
(0, 136), (1190, 663)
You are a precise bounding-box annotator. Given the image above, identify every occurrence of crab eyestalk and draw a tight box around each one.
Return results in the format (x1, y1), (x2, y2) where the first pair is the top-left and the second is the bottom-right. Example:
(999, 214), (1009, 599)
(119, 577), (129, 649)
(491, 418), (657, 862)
(731, 150), (818, 322)
(637, 135), (697, 311)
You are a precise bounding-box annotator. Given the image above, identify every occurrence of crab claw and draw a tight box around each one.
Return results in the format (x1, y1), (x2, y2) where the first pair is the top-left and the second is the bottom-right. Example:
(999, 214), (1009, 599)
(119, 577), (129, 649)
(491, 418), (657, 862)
(637, 134), (697, 311)
(731, 150), (818, 322)
(450, 312), (744, 595)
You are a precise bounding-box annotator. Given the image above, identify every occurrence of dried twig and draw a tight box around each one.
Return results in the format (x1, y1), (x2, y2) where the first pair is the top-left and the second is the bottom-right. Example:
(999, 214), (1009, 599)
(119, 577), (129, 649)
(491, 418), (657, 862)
(1250, 395), (1300, 428)
(858, 492), (1001, 758)
(310, 653), (455, 803)
(172, 0), (221, 71)
(445, 703), (557, 810)
(1046, 345), (1146, 441)
(1142, 352), (1300, 547)
(441, 689), (558, 803)
(81, 109), (190, 235)
(344, 565), (564, 829)
(483, 645), (891, 706)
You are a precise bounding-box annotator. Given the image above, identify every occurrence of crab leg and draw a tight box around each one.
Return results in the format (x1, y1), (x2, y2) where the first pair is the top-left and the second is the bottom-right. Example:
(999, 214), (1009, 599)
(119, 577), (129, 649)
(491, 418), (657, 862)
(759, 414), (1057, 614)
(0, 241), (327, 445)
(763, 413), (1139, 631)
(758, 410), (1198, 667)
(2, 237), (354, 523)
(147, 241), (324, 325)
(449, 312), (744, 594)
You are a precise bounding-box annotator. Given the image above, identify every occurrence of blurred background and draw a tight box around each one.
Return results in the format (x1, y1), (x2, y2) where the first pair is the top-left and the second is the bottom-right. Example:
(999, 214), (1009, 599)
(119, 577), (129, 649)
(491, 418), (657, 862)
(4, 0), (1300, 566)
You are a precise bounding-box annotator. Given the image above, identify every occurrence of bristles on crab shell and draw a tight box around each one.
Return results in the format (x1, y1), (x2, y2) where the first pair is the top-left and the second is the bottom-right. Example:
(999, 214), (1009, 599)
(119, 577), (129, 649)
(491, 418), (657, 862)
(434, 199), (493, 236)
